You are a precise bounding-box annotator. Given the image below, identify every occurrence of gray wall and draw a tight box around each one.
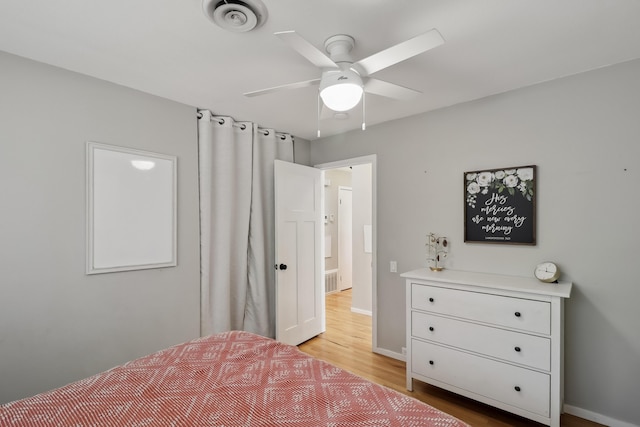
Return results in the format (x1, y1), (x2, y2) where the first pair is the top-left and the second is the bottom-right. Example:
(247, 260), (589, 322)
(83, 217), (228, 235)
(310, 59), (640, 426)
(0, 52), (201, 404)
(293, 137), (311, 166)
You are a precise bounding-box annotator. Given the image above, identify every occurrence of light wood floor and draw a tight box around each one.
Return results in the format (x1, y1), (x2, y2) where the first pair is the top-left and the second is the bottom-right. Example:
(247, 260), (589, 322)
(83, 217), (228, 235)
(298, 289), (603, 427)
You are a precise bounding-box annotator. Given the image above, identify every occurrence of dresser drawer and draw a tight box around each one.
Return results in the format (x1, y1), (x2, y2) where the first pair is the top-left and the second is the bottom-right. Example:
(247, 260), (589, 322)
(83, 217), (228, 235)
(411, 339), (550, 417)
(411, 283), (551, 334)
(411, 312), (551, 371)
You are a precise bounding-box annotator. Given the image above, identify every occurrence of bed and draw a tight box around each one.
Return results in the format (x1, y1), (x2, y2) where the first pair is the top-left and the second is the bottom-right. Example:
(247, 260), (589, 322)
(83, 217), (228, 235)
(0, 331), (469, 426)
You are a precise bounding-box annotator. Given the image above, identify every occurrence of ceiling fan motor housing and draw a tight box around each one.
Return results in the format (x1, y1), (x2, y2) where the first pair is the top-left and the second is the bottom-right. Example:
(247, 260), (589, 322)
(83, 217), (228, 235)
(324, 35), (355, 64)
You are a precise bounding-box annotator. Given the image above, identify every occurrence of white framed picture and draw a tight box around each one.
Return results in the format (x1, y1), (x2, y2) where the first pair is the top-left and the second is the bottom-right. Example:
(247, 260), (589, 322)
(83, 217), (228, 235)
(86, 142), (177, 274)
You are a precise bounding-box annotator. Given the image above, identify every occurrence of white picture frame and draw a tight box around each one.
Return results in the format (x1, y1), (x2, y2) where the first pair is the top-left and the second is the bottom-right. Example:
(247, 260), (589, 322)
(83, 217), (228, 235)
(86, 142), (177, 274)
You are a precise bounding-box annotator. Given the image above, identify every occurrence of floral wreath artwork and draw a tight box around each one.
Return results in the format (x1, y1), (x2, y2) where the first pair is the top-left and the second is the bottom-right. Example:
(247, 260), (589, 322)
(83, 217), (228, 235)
(464, 165), (536, 245)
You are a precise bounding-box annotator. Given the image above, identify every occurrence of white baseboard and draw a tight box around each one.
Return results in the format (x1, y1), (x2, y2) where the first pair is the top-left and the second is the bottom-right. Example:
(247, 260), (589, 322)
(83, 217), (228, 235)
(564, 404), (637, 427)
(351, 307), (372, 316)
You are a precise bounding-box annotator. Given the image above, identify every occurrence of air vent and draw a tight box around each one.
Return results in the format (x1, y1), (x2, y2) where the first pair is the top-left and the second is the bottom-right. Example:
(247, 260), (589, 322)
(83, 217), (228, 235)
(202, 0), (268, 33)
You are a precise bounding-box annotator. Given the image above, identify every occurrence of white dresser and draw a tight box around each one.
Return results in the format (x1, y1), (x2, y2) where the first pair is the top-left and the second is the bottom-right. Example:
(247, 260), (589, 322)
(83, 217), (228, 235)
(402, 268), (571, 427)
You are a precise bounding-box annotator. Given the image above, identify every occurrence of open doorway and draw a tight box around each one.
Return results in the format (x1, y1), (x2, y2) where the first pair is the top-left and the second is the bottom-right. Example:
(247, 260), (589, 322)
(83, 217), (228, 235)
(316, 155), (377, 350)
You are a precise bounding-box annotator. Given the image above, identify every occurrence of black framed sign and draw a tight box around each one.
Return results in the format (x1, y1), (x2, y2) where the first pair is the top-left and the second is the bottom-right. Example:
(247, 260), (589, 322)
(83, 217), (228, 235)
(464, 165), (536, 245)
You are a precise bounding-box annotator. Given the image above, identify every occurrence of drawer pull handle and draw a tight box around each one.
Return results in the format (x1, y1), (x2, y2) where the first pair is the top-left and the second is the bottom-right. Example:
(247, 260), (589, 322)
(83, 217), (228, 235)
(429, 360), (434, 365)
(429, 326), (434, 331)
(514, 346), (521, 352)
(514, 311), (521, 317)
(429, 297), (435, 303)
(514, 386), (521, 392)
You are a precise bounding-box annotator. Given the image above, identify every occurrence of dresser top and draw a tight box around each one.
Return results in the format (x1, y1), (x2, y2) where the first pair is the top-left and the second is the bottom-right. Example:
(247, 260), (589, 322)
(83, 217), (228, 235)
(401, 268), (572, 298)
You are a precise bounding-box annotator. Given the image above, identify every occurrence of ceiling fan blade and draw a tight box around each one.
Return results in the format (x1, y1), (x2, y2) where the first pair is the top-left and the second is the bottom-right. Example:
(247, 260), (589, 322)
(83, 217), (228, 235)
(364, 78), (422, 100)
(275, 31), (338, 69)
(353, 29), (444, 76)
(244, 78), (320, 97)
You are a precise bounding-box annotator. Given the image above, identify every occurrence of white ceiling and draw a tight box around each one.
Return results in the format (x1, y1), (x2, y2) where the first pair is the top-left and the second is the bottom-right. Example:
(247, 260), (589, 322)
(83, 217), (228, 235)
(1, 0), (640, 141)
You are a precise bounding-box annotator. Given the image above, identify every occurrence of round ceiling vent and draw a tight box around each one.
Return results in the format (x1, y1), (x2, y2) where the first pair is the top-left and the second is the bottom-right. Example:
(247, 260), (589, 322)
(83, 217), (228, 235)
(202, 0), (268, 33)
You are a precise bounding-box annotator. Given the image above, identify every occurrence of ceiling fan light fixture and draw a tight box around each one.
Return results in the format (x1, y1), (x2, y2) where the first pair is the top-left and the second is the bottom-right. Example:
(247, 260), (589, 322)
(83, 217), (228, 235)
(319, 69), (363, 112)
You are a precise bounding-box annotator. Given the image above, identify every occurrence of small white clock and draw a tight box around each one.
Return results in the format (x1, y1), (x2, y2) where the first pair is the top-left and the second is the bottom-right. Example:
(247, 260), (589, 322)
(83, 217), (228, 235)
(534, 261), (560, 283)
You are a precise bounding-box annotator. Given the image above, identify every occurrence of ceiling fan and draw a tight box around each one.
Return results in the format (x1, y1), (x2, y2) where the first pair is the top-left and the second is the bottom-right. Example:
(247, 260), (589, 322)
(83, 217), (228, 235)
(244, 29), (445, 113)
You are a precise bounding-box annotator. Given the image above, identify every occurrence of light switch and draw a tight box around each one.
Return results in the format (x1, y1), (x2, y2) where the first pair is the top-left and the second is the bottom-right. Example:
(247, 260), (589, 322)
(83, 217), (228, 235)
(390, 261), (397, 273)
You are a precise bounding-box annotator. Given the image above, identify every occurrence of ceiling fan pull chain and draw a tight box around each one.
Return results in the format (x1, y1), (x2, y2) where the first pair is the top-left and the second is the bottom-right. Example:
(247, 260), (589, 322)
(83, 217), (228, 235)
(362, 91), (366, 131)
(317, 92), (321, 138)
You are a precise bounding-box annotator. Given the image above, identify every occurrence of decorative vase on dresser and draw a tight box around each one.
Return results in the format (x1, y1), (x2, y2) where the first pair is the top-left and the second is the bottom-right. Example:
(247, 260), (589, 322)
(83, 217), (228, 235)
(401, 268), (572, 427)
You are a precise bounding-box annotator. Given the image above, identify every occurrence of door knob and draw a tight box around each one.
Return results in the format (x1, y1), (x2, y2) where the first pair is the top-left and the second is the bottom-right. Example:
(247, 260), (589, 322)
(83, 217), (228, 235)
(278, 263), (288, 270)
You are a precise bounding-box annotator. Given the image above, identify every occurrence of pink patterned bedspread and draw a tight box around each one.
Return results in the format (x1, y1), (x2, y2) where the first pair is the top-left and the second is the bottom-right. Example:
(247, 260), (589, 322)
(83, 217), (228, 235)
(1, 331), (468, 426)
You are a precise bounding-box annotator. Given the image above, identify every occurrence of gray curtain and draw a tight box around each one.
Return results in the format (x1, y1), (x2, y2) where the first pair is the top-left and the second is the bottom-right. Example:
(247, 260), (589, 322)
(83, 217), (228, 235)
(198, 110), (293, 338)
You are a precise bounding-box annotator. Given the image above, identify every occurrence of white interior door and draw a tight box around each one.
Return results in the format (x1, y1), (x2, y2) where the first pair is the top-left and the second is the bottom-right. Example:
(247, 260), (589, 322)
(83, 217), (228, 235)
(338, 187), (353, 291)
(274, 160), (325, 345)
